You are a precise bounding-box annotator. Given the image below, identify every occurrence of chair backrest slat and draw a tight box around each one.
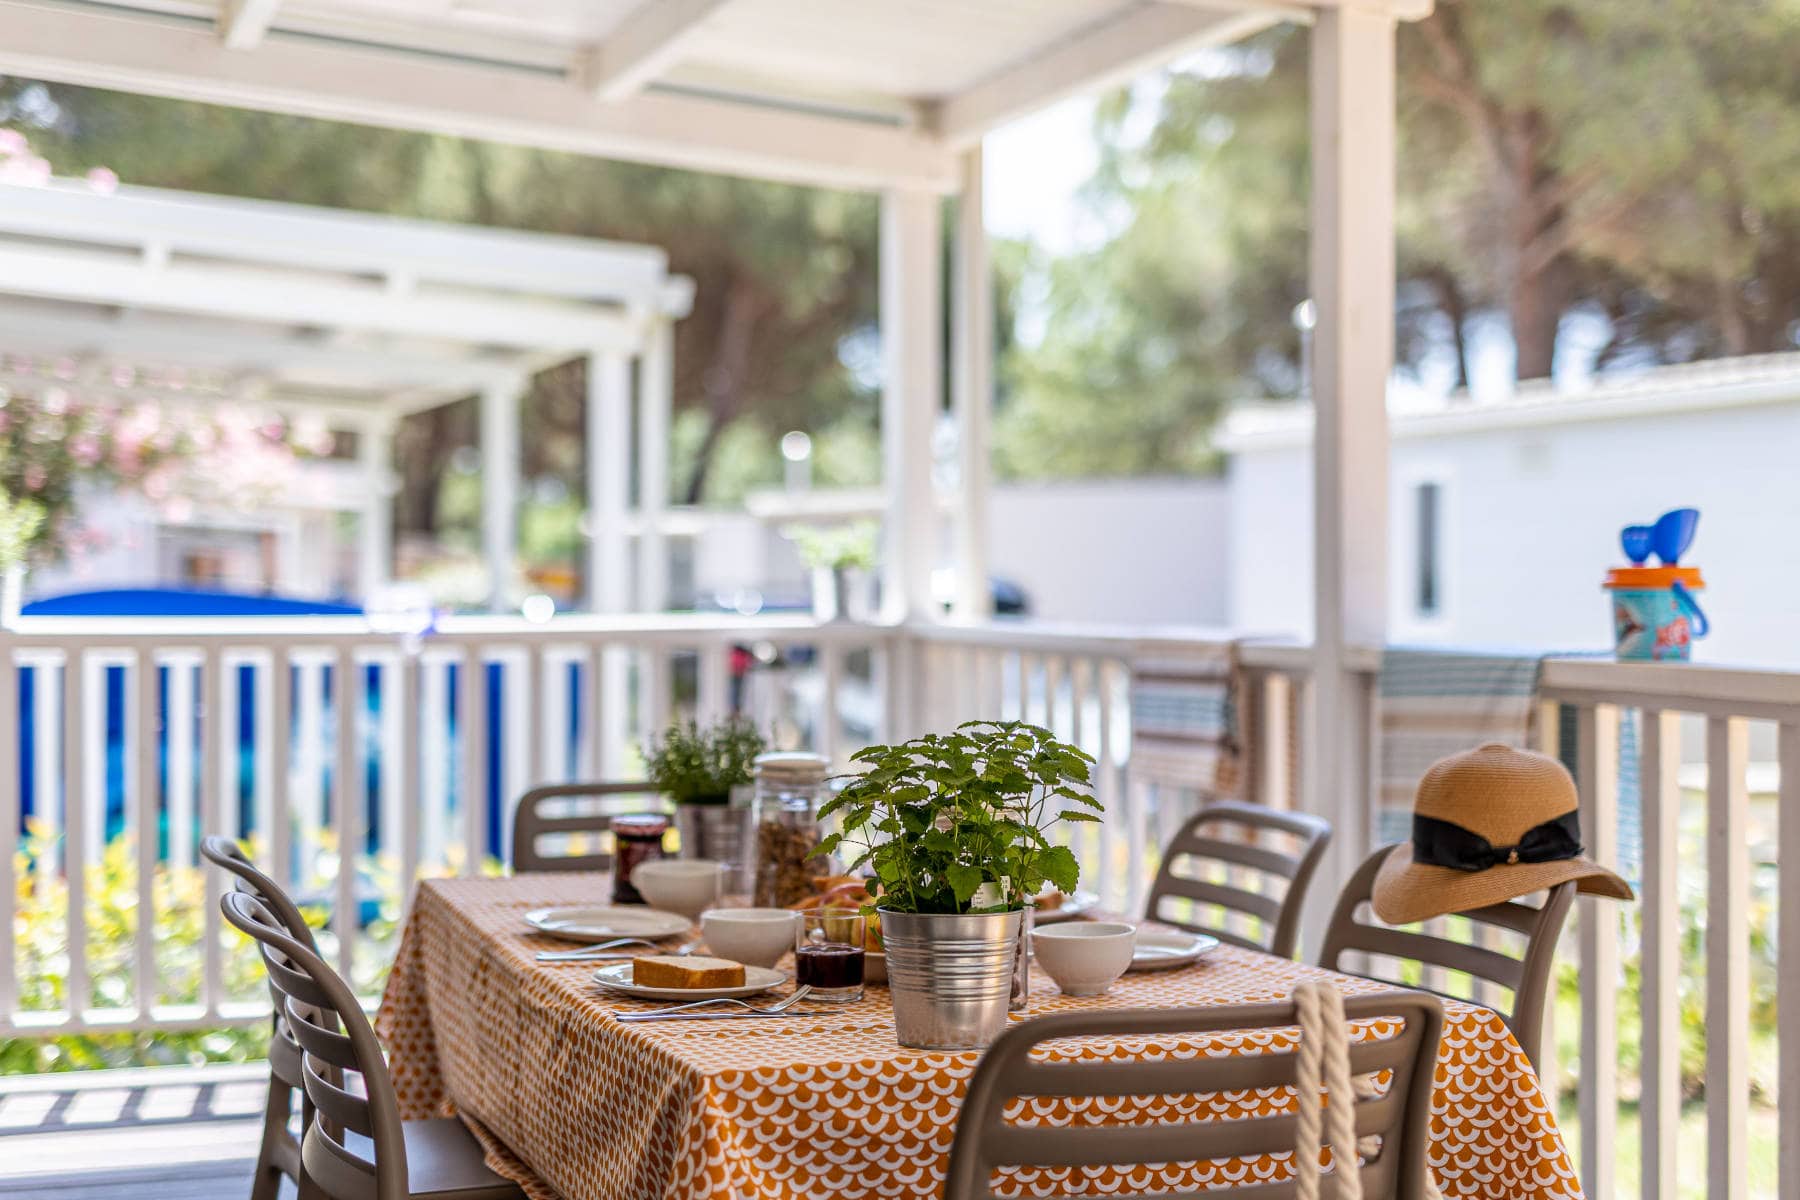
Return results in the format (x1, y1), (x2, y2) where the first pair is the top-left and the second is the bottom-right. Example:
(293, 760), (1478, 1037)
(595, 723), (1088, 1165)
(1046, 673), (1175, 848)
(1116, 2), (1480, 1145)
(1144, 801), (1333, 958)
(221, 889), (410, 1200)
(1317, 844), (1576, 1065)
(201, 836), (320, 952)
(201, 836), (322, 1092)
(511, 781), (660, 874)
(944, 990), (1443, 1200)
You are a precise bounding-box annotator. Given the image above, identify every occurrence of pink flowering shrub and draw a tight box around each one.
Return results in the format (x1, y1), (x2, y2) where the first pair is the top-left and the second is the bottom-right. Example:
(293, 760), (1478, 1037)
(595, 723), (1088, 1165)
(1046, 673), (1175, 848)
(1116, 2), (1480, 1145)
(0, 129), (329, 564)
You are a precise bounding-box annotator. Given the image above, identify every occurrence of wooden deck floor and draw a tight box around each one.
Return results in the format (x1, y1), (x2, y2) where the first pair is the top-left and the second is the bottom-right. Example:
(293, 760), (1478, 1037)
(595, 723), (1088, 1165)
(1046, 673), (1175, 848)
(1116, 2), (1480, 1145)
(0, 1064), (274, 1199)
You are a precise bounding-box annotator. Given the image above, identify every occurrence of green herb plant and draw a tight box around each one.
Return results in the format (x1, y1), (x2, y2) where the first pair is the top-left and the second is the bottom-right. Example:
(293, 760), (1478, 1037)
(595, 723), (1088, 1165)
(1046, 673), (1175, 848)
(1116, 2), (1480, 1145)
(815, 720), (1100, 914)
(783, 521), (878, 571)
(645, 718), (766, 804)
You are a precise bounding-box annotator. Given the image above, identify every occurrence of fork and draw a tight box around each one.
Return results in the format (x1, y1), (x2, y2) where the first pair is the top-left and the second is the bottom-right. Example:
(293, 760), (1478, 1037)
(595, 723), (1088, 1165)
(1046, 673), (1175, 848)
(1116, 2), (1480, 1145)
(537, 939), (698, 964)
(612, 986), (815, 1022)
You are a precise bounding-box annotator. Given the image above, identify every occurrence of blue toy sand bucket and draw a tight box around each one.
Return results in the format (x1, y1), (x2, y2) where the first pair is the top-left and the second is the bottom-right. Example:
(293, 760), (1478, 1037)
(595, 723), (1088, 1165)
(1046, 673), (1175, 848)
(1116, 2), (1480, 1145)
(1604, 566), (1708, 661)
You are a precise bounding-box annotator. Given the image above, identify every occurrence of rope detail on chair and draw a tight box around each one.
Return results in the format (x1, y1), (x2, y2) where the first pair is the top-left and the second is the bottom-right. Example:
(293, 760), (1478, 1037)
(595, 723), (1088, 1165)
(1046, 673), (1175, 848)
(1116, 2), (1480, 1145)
(1293, 980), (1364, 1200)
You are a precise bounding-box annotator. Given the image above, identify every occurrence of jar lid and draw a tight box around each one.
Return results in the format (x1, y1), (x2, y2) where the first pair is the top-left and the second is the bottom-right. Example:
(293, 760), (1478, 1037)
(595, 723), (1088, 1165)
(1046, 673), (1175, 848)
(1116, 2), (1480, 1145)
(754, 751), (830, 786)
(1604, 566), (1704, 589)
(611, 813), (669, 837)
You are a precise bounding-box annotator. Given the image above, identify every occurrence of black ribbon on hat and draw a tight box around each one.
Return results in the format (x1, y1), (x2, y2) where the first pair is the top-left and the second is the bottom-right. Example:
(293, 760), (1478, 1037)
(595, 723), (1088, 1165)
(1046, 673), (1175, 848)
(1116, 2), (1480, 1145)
(1411, 810), (1583, 872)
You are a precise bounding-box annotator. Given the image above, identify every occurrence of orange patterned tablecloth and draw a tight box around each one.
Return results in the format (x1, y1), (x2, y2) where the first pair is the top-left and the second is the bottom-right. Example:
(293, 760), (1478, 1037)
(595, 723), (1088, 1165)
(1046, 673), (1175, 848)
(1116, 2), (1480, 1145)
(378, 875), (1582, 1200)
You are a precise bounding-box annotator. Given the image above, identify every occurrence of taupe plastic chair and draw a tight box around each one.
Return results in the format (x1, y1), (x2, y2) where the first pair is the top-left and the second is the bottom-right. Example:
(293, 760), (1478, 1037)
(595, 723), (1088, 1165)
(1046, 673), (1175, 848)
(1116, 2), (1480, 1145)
(1144, 802), (1333, 959)
(943, 990), (1445, 1200)
(201, 835), (320, 1200)
(222, 890), (524, 1200)
(1318, 844), (1576, 1065)
(509, 781), (652, 873)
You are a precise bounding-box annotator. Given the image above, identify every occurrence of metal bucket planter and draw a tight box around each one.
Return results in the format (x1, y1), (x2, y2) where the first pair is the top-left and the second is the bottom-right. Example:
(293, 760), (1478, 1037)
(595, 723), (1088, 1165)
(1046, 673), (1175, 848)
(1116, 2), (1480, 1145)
(880, 909), (1022, 1049)
(674, 801), (754, 893)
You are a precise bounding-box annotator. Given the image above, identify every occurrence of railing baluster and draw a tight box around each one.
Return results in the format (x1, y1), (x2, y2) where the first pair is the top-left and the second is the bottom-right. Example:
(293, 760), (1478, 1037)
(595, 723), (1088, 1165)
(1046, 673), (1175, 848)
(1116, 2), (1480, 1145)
(1012, 651), (1029, 725)
(0, 643), (17, 1026)
(132, 650), (157, 1021)
(1576, 702), (1619, 1200)
(597, 645), (627, 778)
(1639, 709), (1680, 1200)
(295, 656), (325, 891)
(538, 648), (567, 784)
(819, 642), (842, 765)
(697, 638), (730, 729)
(1260, 672), (1291, 811)
(334, 648), (358, 980)
(501, 651), (530, 861)
(62, 651), (88, 1025)
(167, 657), (195, 870)
(460, 648), (485, 875)
(397, 654), (421, 916)
(1096, 658), (1125, 915)
(269, 649), (292, 892)
(1069, 656), (1099, 888)
(200, 646), (224, 1019)
(1780, 719), (1800, 1200)
(32, 657), (57, 903)
(1708, 714), (1750, 1200)
(419, 654), (447, 872)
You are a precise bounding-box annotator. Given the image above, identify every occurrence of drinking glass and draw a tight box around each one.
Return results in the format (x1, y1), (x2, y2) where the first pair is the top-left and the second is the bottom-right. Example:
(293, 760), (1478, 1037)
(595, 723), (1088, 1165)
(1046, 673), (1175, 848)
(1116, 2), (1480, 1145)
(794, 907), (865, 1003)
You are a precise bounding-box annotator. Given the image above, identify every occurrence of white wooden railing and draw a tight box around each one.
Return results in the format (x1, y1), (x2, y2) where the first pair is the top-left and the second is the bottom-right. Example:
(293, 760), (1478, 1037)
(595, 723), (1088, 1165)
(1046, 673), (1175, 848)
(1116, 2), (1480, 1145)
(0, 613), (896, 1033)
(3, 615), (1798, 1200)
(1537, 658), (1800, 1200)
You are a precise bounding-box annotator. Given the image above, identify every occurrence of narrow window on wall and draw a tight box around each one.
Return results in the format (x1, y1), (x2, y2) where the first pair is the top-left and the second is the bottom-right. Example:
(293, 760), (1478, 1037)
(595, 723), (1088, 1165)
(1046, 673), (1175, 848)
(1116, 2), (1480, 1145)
(1415, 481), (1442, 617)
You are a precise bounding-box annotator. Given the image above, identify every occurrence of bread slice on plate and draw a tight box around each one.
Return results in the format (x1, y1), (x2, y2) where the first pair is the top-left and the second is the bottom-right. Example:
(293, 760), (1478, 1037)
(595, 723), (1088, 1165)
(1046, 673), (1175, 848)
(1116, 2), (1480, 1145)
(632, 955), (746, 990)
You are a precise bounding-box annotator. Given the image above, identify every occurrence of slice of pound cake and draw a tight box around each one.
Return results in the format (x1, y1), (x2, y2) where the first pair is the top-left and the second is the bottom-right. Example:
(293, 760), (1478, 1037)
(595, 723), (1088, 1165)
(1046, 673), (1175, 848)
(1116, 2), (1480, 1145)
(632, 955), (746, 989)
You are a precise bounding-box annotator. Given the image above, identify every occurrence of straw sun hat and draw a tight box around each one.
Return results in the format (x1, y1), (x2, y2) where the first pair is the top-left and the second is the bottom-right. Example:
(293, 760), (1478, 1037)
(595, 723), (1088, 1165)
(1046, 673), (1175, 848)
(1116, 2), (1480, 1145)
(1372, 742), (1633, 925)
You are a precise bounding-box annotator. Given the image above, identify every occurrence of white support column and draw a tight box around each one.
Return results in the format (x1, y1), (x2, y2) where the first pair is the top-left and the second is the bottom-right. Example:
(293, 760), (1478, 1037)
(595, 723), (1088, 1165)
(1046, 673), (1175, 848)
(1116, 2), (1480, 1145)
(950, 147), (992, 622)
(1303, 5), (1396, 945)
(480, 380), (523, 613)
(637, 321), (673, 613)
(357, 417), (394, 601)
(587, 350), (634, 614)
(879, 188), (943, 626)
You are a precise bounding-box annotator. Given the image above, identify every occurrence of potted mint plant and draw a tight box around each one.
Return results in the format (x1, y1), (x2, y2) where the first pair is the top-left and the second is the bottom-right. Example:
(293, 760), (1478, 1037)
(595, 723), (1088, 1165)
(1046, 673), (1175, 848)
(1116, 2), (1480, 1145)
(816, 720), (1100, 1048)
(646, 718), (766, 867)
(784, 521), (877, 623)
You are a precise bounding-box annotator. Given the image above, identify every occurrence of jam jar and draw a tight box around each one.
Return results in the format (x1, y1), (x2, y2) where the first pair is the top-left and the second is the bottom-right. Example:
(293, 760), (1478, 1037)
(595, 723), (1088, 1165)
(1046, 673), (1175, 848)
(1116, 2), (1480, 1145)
(611, 812), (669, 905)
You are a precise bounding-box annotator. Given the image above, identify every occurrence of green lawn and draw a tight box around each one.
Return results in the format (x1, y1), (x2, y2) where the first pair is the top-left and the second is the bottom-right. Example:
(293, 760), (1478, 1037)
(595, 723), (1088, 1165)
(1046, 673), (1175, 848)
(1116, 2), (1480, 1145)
(1554, 1097), (1778, 1200)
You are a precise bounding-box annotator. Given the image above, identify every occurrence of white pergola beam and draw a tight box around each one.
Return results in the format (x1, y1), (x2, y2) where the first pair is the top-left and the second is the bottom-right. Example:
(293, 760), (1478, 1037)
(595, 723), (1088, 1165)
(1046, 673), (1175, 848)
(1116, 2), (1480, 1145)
(583, 0), (730, 102)
(933, 3), (1292, 150)
(0, 241), (639, 352)
(0, 180), (680, 310)
(0, 2), (958, 193)
(0, 305), (524, 391)
(219, 0), (281, 50)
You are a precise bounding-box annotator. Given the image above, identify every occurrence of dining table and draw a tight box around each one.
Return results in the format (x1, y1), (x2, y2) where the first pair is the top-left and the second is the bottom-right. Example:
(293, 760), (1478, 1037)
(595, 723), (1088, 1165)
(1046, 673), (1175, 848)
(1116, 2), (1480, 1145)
(377, 873), (1584, 1200)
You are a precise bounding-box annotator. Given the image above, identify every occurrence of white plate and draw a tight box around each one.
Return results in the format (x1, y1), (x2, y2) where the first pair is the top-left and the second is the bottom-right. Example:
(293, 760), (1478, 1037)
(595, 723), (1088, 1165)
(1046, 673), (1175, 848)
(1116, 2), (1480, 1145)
(1031, 891), (1100, 925)
(591, 961), (788, 1001)
(525, 906), (692, 943)
(1128, 929), (1219, 972)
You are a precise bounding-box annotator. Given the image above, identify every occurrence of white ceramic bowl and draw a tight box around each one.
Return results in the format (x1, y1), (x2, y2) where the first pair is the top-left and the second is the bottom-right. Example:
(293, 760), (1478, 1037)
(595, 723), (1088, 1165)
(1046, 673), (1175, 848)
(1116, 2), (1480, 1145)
(631, 859), (725, 921)
(1031, 921), (1137, 997)
(700, 907), (798, 968)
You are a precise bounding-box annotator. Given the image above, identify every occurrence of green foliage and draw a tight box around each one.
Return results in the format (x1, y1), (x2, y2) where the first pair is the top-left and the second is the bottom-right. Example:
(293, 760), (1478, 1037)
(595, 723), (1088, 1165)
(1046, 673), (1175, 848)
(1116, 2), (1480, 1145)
(816, 721), (1100, 915)
(645, 718), (766, 803)
(3, 826), (282, 1074)
(0, 490), (44, 572)
(783, 521), (878, 571)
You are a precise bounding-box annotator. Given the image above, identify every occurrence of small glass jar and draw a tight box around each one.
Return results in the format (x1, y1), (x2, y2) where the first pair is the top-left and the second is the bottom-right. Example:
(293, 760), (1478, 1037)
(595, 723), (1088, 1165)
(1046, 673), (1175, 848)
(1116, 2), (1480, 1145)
(751, 752), (832, 907)
(611, 813), (669, 905)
